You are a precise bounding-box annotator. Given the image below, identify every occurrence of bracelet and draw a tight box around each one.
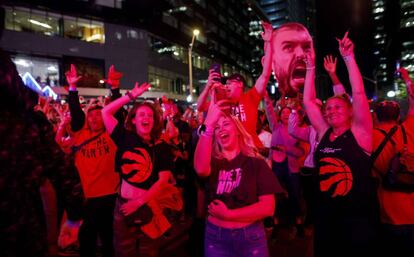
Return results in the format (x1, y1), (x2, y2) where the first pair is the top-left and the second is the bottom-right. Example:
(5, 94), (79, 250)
(204, 126), (214, 137)
(342, 55), (354, 62)
(306, 66), (315, 70)
(126, 91), (135, 101)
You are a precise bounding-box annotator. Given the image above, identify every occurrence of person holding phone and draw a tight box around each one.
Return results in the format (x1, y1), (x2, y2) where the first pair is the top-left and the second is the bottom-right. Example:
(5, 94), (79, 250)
(197, 21), (274, 149)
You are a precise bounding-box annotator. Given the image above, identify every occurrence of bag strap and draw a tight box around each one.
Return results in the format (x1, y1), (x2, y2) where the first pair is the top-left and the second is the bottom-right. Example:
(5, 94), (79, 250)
(401, 125), (408, 151)
(72, 131), (104, 154)
(375, 128), (396, 146)
(371, 125), (399, 163)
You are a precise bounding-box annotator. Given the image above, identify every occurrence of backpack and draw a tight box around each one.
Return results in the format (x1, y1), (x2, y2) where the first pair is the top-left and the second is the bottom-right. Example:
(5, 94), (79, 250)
(372, 125), (414, 192)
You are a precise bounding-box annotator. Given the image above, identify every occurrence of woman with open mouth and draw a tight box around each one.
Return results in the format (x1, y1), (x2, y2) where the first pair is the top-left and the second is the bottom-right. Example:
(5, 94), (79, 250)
(102, 82), (178, 257)
(194, 102), (283, 257)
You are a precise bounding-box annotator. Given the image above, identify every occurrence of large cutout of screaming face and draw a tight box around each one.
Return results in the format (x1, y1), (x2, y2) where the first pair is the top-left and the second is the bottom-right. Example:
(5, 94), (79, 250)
(272, 24), (314, 98)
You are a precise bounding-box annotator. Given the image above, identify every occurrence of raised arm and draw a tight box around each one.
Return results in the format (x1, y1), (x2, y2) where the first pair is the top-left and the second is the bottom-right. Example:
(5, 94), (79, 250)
(263, 92), (278, 130)
(105, 65), (125, 124)
(196, 69), (220, 112)
(254, 21), (273, 96)
(323, 54), (346, 95)
(194, 102), (222, 177)
(102, 82), (150, 135)
(65, 64), (85, 132)
(303, 53), (329, 139)
(288, 110), (310, 142)
(338, 32), (372, 151)
(399, 67), (414, 115)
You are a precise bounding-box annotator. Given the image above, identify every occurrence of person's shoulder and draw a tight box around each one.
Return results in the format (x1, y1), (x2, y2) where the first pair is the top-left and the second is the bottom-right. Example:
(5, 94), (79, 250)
(403, 114), (414, 126)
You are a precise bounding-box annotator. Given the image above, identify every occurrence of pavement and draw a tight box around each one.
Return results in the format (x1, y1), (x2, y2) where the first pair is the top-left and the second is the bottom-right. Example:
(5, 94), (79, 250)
(58, 218), (314, 257)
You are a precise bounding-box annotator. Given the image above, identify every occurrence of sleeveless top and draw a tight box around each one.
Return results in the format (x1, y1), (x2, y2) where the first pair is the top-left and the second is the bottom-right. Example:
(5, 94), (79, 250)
(314, 128), (379, 224)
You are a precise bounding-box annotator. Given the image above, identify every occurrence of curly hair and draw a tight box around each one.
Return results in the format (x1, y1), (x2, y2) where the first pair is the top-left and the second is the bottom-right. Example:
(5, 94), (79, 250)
(125, 101), (163, 141)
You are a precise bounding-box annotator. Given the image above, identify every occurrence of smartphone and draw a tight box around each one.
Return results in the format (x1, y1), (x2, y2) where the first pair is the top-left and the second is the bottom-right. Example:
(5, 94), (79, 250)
(211, 63), (221, 82)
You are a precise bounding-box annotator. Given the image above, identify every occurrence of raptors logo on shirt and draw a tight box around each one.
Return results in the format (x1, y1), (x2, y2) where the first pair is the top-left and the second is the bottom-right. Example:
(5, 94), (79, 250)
(319, 157), (353, 197)
(121, 147), (153, 183)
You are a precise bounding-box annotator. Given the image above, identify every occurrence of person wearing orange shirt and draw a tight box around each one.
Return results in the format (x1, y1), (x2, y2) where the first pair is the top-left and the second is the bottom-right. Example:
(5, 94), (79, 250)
(372, 67), (414, 257)
(66, 65), (122, 257)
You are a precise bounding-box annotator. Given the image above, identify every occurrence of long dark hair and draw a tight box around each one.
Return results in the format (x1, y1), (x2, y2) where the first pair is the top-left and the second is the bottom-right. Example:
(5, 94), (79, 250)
(125, 102), (163, 141)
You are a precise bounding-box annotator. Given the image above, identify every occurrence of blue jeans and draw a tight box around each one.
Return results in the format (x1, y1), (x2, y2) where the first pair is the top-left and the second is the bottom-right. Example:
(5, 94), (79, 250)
(204, 221), (269, 257)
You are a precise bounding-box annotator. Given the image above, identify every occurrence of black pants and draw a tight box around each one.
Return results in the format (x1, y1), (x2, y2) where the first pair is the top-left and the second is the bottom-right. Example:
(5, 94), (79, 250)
(79, 194), (117, 257)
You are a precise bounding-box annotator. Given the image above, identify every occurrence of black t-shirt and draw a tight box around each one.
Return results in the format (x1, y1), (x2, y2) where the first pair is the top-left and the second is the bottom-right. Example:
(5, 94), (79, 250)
(208, 153), (283, 210)
(110, 123), (174, 189)
(314, 129), (379, 220)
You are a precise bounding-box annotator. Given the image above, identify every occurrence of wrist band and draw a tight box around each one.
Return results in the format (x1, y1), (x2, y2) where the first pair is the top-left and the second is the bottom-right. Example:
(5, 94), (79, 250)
(342, 55), (354, 62)
(306, 66), (315, 70)
(126, 91), (134, 101)
(204, 126), (214, 137)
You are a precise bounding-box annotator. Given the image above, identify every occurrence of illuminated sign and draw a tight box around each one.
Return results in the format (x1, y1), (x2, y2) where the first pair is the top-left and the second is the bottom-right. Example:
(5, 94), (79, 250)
(20, 72), (58, 100)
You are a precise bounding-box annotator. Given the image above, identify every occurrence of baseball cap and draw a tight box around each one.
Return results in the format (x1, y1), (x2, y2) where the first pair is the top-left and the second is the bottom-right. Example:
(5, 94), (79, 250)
(226, 73), (246, 87)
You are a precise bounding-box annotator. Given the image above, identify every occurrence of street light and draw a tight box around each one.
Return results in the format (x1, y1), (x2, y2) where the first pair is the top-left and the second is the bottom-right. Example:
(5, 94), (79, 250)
(188, 29), (200, 102)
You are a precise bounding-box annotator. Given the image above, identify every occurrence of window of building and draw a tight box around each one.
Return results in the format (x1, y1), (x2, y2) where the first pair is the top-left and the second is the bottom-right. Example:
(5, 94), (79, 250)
(148, 65), (187, 94)
(12, 55), (61, 87)
(4, 6), (104, 43)
(4, 7), (61, 36)
(95, 0), (124, 9)
(162, 12), (178, 28)
(63, 17), (104, 43)
(62, 56), (105, 88)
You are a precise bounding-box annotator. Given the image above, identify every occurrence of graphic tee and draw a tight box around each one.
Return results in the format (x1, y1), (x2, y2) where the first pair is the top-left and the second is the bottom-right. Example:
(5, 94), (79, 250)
(73, 129), (119, 198)
(314, 128), (379, 255)
(231, 87), (263, 148)
(208, 153), (283, 210)
(110, 123), (174, 189)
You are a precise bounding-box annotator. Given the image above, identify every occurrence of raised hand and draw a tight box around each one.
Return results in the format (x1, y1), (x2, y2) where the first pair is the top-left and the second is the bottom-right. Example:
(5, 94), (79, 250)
(260, 21), (273, 42)
(323, 55), (337, 74)
(336, 31), (354, 57)
(207, 68), (222, 89)
(130, 82), (151, 99)
(398, 67), (410, 81)
(398, 67), (413, 98)
(65, 64), (82, 89)
(304, 51), (315, 69)
(204, 100), (223, 128)
(104, 65), (123, 88)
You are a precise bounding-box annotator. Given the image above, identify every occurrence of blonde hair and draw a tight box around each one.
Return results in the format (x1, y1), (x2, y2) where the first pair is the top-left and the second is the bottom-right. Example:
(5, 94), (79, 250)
(212, 114), (262, 159)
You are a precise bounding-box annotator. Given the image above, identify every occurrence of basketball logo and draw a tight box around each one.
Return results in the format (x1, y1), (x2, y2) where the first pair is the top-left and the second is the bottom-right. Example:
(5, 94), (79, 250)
(319, 157), (353, 197)
(121, 147), (153, 183)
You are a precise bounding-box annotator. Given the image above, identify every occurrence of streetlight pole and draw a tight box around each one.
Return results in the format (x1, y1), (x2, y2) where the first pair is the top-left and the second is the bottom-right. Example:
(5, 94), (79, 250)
(188, 29), (199, 102)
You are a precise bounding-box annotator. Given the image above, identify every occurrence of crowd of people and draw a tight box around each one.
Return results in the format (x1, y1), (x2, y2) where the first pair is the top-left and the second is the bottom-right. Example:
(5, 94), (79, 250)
(1, 20), (413, 257)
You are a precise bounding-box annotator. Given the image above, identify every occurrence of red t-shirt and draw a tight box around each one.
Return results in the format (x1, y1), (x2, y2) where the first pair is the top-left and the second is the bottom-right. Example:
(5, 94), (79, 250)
(373, 116), (414, 224)
(230, 87), (263, 148)
(73, 128), (119, 198)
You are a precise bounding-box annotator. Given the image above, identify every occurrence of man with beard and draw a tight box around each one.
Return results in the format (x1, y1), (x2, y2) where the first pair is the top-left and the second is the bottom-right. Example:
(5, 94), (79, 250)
(272, 23), (314, 99)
